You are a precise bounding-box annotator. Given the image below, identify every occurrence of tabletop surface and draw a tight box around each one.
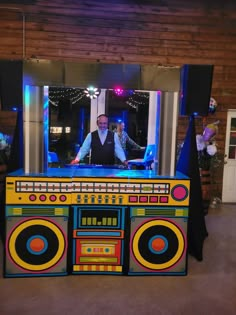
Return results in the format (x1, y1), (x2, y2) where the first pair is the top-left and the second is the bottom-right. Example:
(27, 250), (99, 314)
(7, 165), (189, 180)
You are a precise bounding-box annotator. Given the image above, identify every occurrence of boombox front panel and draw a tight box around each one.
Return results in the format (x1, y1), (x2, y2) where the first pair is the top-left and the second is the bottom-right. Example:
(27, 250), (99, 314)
(4, 172), (190, 277)
(6, 175), (190, 207)
(73, 206), (125, 230)
(5, 176), (72, 205)
(74, 238), (122, 264)
(5, 213), (69, 277)
(72, 206), (126, 274)
(72, 177), (190, 207)
(72, 238), (124, 274)
(128, 210), (188, 275)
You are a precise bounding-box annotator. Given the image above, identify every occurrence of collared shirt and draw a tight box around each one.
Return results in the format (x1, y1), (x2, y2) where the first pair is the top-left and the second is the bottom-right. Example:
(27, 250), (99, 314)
(116, 130), (142, 151)
(76, 129), (126, 163)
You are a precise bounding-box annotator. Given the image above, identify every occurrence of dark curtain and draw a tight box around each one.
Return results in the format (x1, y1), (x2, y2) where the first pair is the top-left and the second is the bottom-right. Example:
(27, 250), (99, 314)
(177, 115), (208, 261)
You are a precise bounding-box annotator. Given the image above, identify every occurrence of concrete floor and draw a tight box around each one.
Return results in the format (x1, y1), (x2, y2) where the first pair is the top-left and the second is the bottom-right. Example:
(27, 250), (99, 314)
(0, 203), (236, 315)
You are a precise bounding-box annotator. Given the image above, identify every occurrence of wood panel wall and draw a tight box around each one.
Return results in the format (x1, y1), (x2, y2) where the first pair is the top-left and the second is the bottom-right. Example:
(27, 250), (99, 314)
(1, 0), (236, 198)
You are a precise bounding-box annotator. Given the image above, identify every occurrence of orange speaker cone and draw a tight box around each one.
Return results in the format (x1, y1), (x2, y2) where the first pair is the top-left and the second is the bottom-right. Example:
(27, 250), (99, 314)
(151, 238), (165, 252)
(29, 238), (45, 252)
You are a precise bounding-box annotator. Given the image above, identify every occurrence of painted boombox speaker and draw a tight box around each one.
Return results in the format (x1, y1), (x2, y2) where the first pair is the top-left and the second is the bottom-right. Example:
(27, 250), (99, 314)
(5, 206), (69, 277)
(128, 206), (188, 276)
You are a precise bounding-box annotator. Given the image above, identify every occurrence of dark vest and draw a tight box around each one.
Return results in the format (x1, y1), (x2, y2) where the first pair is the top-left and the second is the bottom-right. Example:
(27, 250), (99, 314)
(91, 130), (115, 165)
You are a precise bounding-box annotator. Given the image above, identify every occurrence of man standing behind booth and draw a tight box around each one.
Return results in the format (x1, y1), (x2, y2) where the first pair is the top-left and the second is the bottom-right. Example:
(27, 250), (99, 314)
(115, 121), (145, 156)
(70, 114), (128, 166)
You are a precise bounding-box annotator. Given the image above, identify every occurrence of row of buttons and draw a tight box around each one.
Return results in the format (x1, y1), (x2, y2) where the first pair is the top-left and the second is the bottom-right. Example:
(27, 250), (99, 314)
(129, 195), (168, 203)
(29, 194), (67, 202)
(76, 194), (168, 204)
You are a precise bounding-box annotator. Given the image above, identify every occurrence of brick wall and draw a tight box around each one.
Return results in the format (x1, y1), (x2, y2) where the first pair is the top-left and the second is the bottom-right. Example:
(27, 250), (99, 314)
(1, 0), (236, 198)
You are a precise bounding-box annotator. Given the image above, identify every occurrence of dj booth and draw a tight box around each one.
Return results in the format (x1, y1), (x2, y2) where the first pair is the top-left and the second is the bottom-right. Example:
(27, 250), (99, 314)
(4, 166), (190, 278)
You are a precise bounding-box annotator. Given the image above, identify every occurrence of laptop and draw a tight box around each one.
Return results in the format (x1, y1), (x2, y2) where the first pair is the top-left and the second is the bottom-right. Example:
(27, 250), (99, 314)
(128, 144), (156, 167)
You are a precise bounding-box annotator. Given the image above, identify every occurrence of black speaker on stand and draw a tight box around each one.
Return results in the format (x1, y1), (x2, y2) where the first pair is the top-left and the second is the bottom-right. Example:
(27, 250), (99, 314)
(180, 65), (214, 116)
(0, 60), (23, 111)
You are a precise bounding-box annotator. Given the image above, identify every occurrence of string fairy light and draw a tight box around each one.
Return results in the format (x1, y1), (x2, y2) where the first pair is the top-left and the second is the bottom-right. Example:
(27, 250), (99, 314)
(49, 87), (86, 105)
(126, 91), (149, 109)
(48, 88), (149, 109)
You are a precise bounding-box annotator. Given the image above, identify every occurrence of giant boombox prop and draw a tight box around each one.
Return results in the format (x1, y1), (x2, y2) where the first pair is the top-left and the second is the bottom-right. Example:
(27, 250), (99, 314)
(4, 168), (189, 277)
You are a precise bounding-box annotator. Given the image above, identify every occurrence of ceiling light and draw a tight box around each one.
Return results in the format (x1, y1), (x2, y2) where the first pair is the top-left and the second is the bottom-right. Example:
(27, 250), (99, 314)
(84, 87), (101, 99)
